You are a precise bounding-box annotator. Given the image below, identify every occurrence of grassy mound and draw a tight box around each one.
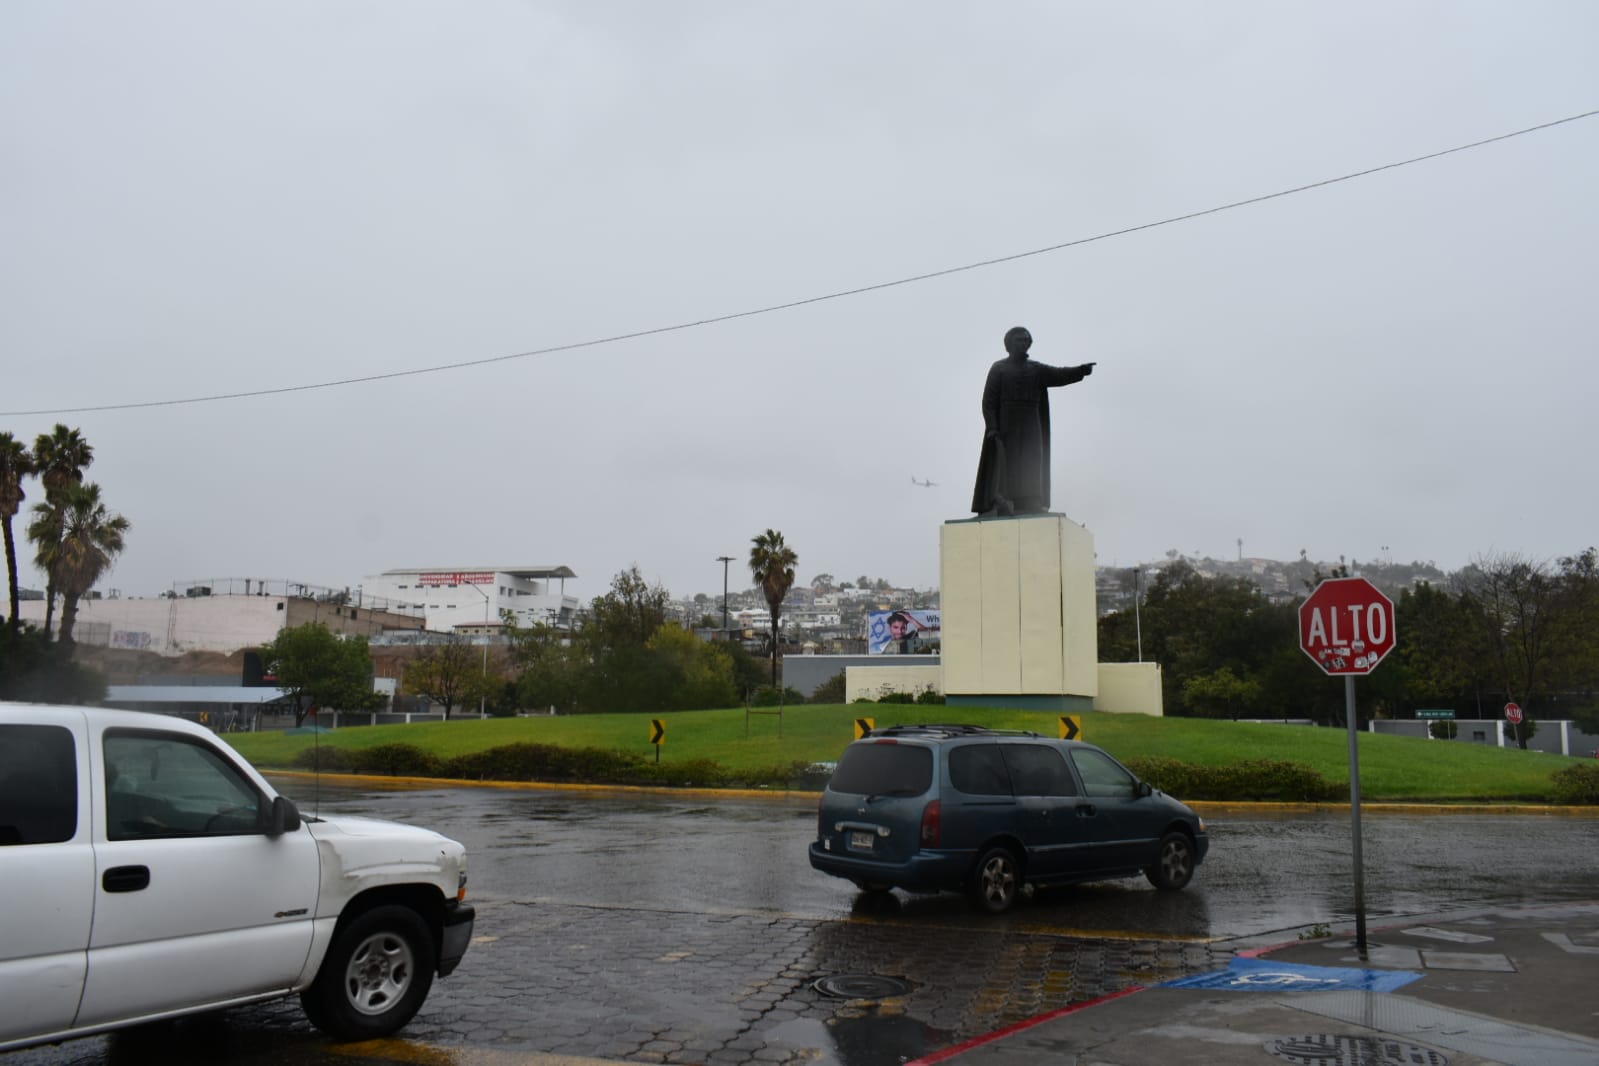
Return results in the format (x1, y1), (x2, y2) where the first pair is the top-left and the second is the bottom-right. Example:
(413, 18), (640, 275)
(227, 705), (1592, 803)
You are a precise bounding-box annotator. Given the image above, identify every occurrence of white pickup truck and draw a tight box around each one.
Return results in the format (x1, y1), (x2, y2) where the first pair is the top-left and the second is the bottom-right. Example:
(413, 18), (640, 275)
(0, 703), (475, 1051)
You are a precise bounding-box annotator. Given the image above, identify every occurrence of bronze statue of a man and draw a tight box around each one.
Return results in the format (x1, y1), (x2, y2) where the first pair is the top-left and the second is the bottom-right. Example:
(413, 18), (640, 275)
(970, 326), (1095, 516)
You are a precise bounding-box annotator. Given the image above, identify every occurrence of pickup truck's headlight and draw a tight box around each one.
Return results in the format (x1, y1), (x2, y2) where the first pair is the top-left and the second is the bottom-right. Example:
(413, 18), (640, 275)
(457, 870), (468, 903)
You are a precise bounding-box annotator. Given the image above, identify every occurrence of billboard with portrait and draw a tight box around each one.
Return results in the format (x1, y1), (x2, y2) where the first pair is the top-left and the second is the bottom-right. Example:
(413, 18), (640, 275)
(868, 609), (940, 655)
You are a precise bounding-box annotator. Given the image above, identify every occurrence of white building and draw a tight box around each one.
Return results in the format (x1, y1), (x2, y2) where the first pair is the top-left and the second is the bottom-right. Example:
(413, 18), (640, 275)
(362, 566), (579, 635)
(12, 579), (423, 657)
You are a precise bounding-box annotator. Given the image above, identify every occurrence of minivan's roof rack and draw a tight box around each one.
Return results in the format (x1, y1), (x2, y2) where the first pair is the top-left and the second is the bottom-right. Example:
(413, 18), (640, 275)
(866, 724), (1043, 739)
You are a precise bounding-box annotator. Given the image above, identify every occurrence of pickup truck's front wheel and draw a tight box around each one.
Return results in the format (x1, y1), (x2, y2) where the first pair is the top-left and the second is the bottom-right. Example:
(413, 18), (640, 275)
(302, 905), (436, 1040)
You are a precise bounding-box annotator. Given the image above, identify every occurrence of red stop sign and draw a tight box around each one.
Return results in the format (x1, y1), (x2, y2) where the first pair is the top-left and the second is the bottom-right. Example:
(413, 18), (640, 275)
(1299, 577), (1396, 676)
(1505, 702), (1523, 724)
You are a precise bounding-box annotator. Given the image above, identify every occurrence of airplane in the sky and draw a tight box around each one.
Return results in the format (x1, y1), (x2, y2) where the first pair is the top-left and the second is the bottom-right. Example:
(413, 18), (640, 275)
(911, 477), (937, 488)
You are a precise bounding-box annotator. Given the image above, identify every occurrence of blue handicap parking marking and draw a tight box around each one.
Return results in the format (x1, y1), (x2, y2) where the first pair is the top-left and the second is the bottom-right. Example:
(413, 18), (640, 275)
(1163, 956), (1422, 993)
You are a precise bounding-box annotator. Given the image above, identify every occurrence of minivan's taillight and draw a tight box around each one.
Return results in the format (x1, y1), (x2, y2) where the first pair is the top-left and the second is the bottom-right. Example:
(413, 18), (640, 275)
(919, 799), (942, 848)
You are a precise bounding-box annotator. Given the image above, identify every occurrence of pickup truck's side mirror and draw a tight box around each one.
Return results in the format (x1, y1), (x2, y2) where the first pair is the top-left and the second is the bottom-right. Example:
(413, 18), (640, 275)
(267, 795), (302, 837)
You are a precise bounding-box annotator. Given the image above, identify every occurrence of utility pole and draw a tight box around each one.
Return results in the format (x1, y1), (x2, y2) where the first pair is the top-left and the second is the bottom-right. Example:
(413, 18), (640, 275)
(1134, 568), (1143, 663)
(468, 582), (490, 717)
(716, 555), (734, 636)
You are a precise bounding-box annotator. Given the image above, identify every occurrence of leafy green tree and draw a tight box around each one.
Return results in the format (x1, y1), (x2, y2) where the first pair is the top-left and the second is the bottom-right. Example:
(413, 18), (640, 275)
(403, 637), (498, 720)
(721, 638), (769, 698)
(0, 626), (107, 704)
(646, 624), (738, 710)
(749, 529), (797, 686)
(27, 482), (129, 646)
(1395, 581), (1488, 711)
(257, 623), (385, 727)
(1551, 549), (1599, 714)
(0, 433), (33, 635)
(505, 619), (586, 714)
(30, 425), (94, 639)
(1134, 561), (1297, 716)
(1182, 667), (1262, 721)
(584, 565), (669, 650)
(1456, 553), (1563, 748)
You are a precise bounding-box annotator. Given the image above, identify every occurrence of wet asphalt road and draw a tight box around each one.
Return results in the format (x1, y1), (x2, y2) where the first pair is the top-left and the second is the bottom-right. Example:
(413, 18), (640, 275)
(7, 779), (1597, 1066)
(269, 777), (1599, 937)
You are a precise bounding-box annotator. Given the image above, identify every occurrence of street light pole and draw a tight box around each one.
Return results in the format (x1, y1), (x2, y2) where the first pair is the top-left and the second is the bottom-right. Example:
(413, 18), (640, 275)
(716, 555), (734, 636)
(468, 582), (490, 717)
(1134, 568), (1143, 663)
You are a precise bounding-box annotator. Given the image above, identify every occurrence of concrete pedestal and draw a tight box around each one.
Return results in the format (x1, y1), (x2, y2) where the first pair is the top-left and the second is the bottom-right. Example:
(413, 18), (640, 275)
(940, 513), (1098, 712)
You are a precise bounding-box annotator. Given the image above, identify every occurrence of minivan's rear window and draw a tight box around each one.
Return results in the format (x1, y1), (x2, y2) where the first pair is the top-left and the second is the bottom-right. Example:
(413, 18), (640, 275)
(828, 743), (933, 797)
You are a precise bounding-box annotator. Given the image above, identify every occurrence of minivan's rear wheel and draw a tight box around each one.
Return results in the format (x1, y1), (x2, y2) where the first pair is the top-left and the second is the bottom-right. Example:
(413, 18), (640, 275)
(967, 847), (1021, 914)
(1146, 831), (1195, 891)
(301, 905), (436, 1040)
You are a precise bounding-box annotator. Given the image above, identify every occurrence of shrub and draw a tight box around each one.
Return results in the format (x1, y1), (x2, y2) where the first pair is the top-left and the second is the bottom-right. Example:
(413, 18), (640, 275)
(293, 746), (357, 772)
(810, 671), (846, 704)
(1550, 763), (1599, 805)
(1124, 757), (1342, 802)
(352, 743), (442, 777)
(749, 685), (805, 707)
(915, 688), (946, 705)
(440, 743), (647, 782)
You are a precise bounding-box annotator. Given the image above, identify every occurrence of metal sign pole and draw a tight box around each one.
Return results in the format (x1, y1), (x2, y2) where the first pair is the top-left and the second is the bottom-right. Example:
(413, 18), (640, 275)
(1346, 673), (1367, 958)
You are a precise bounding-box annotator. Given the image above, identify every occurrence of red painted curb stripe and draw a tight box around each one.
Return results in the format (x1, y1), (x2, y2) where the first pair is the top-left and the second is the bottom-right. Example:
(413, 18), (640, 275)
(905, 985), (1146, 1066)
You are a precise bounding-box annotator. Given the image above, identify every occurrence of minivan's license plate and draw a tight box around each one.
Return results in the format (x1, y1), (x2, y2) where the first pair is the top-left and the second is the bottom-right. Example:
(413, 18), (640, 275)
(848, 830), (874, 851)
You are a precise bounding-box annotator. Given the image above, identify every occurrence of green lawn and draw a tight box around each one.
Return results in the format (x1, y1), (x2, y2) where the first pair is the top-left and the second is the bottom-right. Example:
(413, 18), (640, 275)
(224, 706), (1587, 803)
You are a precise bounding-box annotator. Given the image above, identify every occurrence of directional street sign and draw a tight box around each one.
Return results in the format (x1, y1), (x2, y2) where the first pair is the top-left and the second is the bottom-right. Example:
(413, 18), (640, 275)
(1299, 577), (1396, 676)
(1058, 715), (1081, 741)
(650, 719), (666, 745)
(854, 718), (875, 739)
(1417, 709), (1456, 720)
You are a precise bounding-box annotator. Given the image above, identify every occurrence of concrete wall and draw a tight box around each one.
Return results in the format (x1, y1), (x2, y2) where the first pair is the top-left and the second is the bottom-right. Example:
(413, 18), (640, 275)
(1371, 718), (1599, 756)
(845, 664), (942, 703)
(941, 514), (1097, 701)
(1093, 663), (1164, 716)
(784, 654), (941, 697)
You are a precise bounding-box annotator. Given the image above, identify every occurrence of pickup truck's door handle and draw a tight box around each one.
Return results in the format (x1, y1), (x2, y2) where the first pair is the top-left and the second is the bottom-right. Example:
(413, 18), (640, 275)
(103, 865), (150, 893)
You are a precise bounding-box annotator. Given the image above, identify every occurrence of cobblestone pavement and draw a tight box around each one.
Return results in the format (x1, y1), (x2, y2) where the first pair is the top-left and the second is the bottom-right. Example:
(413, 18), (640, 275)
(3, 898), (1223, 1066)
(390, 898), (1220, 1066)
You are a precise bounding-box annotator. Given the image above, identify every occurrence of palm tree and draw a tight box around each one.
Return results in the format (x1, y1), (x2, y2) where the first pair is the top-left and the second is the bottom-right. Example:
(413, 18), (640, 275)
(748, 529), (798, 687)
(0, 433), (34, 634)
(28, 482), (129, 646)
(31, 424), (94, 639)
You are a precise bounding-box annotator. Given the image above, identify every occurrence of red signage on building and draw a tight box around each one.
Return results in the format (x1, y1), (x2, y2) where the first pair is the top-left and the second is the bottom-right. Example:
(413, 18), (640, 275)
(418, 571), (495, 587)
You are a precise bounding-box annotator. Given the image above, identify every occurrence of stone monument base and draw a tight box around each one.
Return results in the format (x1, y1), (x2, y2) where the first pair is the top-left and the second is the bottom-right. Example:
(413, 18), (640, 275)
(940, 513), (1098, 710)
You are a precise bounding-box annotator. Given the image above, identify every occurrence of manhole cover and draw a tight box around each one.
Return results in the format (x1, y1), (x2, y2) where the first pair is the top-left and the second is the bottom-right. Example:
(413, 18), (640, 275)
(812, 974), (914, 999)
(1267, 1034), (1448, 1066)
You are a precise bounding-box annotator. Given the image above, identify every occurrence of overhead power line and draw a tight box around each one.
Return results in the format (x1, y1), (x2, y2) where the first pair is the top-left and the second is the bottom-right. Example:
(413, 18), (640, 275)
(8, 107), (1597, 418)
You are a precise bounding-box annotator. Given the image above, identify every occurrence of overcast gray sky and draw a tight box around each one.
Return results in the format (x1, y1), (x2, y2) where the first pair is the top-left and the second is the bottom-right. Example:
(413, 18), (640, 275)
(5, 2), (1597, 604)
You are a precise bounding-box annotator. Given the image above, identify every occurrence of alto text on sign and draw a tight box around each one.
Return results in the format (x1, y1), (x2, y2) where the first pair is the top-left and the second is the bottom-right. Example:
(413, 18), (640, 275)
(1298, 578), (1396, 676)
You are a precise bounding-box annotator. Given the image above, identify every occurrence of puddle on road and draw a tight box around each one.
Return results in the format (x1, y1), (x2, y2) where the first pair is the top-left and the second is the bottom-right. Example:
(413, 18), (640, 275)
(765, 1009), (954, 1066)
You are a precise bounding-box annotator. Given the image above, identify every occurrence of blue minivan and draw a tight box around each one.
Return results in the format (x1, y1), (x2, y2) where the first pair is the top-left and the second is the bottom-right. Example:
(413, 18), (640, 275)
(808, 725), (1208, 913)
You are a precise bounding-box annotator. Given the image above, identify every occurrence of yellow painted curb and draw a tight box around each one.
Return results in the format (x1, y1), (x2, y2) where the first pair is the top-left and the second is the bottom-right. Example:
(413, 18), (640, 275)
(261, 770), (1599, 815)
(1188, 800), (1599, 818)
(265, 769), (815, 803)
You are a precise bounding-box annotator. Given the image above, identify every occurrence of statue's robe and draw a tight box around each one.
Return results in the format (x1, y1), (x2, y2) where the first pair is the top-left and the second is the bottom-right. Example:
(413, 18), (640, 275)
(971, 357), (1089, 515)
